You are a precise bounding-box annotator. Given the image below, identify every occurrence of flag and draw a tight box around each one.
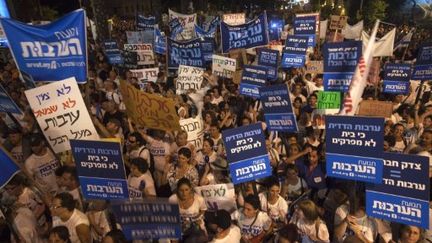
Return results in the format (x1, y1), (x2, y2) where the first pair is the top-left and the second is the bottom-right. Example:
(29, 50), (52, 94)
(169, 18), (183, 39)
(361, 28), (396, 57)
(0, 147), (20, 189)
(394, 28), (415, 51)
(340, 20), (380, 116)
(320, 19), (328, 39)
(342, 20), (363, 40)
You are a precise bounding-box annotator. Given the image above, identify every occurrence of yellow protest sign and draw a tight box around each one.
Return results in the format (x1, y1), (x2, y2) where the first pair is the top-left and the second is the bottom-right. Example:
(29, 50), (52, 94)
(120, 80), (181, 131)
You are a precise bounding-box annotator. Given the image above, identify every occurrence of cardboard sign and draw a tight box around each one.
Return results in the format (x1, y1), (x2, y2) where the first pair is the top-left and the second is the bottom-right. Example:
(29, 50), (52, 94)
(120, 80), (181, 131)
(212, 55), (236, 78)
(176, 65), (205, 94)
(222, 13), (246, 25)
(330, 15), (348, 30)
(306, 61), (324, 74)
(357, 100), (393, 118)
(179, 117), (205, 150)
(195, 183), (237, 213)
(24, 77), (99, 153)
(317, 91), (341, 110)
(70, 139), (129, 200)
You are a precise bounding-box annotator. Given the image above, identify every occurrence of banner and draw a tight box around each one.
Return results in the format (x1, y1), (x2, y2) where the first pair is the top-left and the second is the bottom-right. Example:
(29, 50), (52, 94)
(120, 80), (181, 131)
(317, 91), (341, 111)
(212, 54), (236, 78)
(257, 48), (278, 80)
(124, 44), (154, 65)
(195, 183), (237, 212)
(194, 24), (216, 38)
(154, 27), (166, 55)
(167, 38), (204, 69)
(239, 65), (267, 98)
(329, 15), (347, 30)
(137, 15), (155, 31)
(168, 9), (197, 40)
(70, 139), (129, 200)
(220, 12), (269, 53)
(111, 199), (181, 240)
(326, 116), (384, 183)
(362, 28), (396, 57)
(130, 68), (159, 84)
(24, 77), (99, 153)
(222, 13), (246, 25)
(323, 41), (362, 91)
(306, 60), (324, 74)
(176, 65), (204, 94)
(342, 20), (363, 40)
(0, 84), (22, 114)
(169, 18), (184, 39)
(222, 123), (271, 184)
(1, 9), (87, 83)
(260, 84), (298, 132)
(103, 41), (123, 64)
(281, 35), (308, 68)
(366, 153), (430, 228)
(0, 147), (20, 189)
(412, 44), (432, 80)
(180, 117), (204, 150)
(383, 64), (411, 94)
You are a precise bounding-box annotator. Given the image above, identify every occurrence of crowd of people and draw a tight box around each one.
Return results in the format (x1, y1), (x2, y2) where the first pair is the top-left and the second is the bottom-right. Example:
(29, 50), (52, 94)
(0, 6), (431, 243)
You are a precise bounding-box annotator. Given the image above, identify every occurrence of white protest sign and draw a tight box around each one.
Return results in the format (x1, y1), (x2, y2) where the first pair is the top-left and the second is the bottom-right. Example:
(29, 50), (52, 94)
(168, 9), (196, 40)
(222, 13), (246, 25)
(195, 183), (237, 212)
(130, 68), (159, 83)
(126, 31), (144, 44)
(176, 65), (204, 95)
(212, 55), (236, 78)
(24, 77), (99, 153)
(124, 44), (154, 65)
(179, 117), (205, 150)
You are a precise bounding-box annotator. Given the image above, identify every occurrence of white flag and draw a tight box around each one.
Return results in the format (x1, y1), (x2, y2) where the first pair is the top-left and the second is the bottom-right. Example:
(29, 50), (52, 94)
(319, 20), (328, 39)
(342, 20), (363, 40)
(361, 28), (395, 57)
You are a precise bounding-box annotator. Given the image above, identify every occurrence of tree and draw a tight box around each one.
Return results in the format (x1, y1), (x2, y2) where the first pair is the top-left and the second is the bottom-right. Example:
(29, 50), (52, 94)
(90, 0), (112, 42)
(362, 0), (388, 25)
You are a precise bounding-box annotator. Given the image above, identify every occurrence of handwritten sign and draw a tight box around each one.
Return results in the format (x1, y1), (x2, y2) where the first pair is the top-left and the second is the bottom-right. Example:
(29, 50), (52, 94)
(212, 55), (236, 78)
(168, 9), (197, 40)
(180, 117), (205, 150)
(358, 100), (393, 118)
(222, 13), (246, 25)
(120, 80), (181, 131)
(176, 65), (204, 94)
(124, 44), (154, 65)
(306, 61), (324, 74)
(195, 183), (237, 212)
(130, 68), (159, 84)
(24, 77), (99, 153)
(317, 91), (341, 110)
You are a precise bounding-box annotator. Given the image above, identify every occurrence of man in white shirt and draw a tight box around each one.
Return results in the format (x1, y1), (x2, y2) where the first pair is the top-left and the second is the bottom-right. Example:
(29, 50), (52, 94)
(208, 209), (241, 243)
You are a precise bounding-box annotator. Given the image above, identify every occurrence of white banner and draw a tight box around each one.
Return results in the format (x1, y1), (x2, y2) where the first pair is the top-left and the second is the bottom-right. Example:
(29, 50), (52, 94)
(362, 28), (396, 57)
(24, 78), (99, 153)
(124, 44), (155, 65)
(168, 9), (196, 40)
(222, 13), (246, 25)
(179, 117), (205, 150)
(319, 19), (328, 39)
(176, 65), (204, 95)
(195, 183), (237, 212)
(342, 20), (363, 40)
(212, 55), (236, 78)
(130, 68), (159, 84)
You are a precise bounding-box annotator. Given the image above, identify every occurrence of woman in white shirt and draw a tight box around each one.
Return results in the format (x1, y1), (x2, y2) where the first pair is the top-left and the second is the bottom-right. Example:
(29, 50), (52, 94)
(281, 164), (308, 202)
(127, 158), (156, 200)
(259, 178), (289, 228)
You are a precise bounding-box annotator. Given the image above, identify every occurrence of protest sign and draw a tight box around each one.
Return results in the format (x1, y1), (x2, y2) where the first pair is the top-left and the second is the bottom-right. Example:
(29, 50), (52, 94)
(103, 41), (123, 65)
(200, 37), (215, 64)
(212, 55), (236, 78)
(326, 116), (384, 183)
(367, 58), (381, 85)
(222, 13), (246, 25)
(220, 12), (269, 53)
(357, 100), (393, 118)
(176, 65), (204, 94)
(154, 27), (166, 55)
(130, 68), (159, 83)
(0, 147), (20, 189)
(180, 117), (205, 150)
(137, 15), (155, 31)
(257, 48), (279, 81)
(293, 15), (317, 47)
(412, 44), (432, 80)
(24, 77), (99, 153)
(366, 153), (430, 228)
(306, 60), (324, 74)
(111, 199), (181, 240)
(281, 35), (308, 68)
(122, 51), (138, 69)
(317, 91), (341, 111)
(1, 9), (87, 83)
(222, 123), (272, 184)
(70, 139), (129, 200)
(229, 49), (247, 70)
(323, 41), (362, 91)
(168, 9), (196, 40)
(194, 24), (216, 38)
(167, 38), (204, 69)
(120, 80), (181, 131)
(195, 183), (237, 213)
(0, 84), (22, 114)
(260, 84), (298, 132)
(169, 18), (183, 39)
(239, 65), (267, 98)
(329, 15), (348, 30)
(124, 44), (154, 66)
(383, 64), (411, 94)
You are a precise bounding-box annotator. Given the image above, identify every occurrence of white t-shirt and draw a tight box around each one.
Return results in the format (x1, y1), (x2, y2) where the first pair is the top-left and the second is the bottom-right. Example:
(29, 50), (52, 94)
(258, 193), (288, 223)
(128, 172), (156, 199)
(334, 204), (377, 243)
(285, 177), (308, 199)
(128, 146), (151, 167)
(209, 225), (241, 243)
(232, 210), (272, 240)
(52, 209), (90, 243)
(295, 218), (330, 243)
(13, 207), (45, 243)
(169, 194), (207, 231)
(146, 137), (171, 172)
(25, 150), (60, 194)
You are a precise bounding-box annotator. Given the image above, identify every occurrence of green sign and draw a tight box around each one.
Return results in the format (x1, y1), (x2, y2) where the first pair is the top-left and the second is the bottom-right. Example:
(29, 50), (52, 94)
(318, 91), (341, 109)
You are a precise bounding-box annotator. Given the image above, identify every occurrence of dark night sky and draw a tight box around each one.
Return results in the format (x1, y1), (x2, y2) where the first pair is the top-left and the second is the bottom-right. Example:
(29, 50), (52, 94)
(40, 0), (82, 14)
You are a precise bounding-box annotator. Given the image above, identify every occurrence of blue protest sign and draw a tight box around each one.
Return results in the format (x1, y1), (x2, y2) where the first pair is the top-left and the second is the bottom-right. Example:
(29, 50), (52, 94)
(103, 41), (124, 65)
(222, 123), (272, 184)
(167, 38), (204, 69)
(169, 18), (183, 39)
(366, 190), (429, 229)
(293, 16), (316, 35)
(220, 12), (269, 53)
(1, 9), (87, 83)
(70, 139), (129, 200)
(20, 71), (36, 89)
(323, 41), (362, 73)
(154, 28), (166, 55)
(200, 37), (215, 63)
(0, 84), (22, 114)
(285, 35), (308, 54)
(195, 24), (216, 38)
(325, 116), (384, 183)
(260, 84), (298, 132)
(239, 65), (267, 98)
(257, 48), (279, 67)
(323, 73), (353, 92)
(137, 15), (155, 31)
(383, 64), (411, 94)
(415, 43), (432, 65)
(0, 147), (20, 189)
(412, 64), (432, 81)
(111, 199), (181, 240)
(281, 52), (305, 68)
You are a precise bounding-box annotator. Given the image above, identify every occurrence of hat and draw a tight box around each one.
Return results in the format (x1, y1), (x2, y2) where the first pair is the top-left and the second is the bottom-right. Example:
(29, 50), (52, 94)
(210, 157), (228, 171)
(30, 133), (45, 146)
(208, 210), (231, 230)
